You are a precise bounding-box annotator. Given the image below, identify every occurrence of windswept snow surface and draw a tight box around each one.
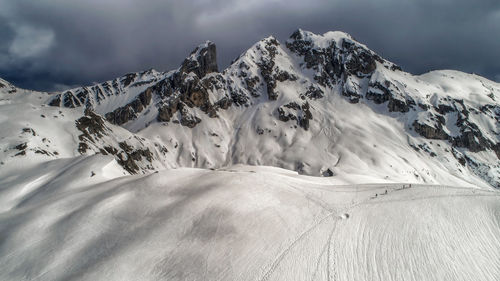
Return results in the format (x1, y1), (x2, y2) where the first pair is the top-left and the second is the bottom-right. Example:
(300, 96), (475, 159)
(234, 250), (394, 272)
(1, 158), (499, 281)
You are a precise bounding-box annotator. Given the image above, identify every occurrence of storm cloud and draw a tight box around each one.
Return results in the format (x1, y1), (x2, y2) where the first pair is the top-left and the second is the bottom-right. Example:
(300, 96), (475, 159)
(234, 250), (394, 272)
(1, 0), (499, 91)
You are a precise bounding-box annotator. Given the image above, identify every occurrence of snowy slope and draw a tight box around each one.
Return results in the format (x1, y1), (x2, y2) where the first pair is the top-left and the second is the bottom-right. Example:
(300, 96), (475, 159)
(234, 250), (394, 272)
(0, 84), (169, 176)
(0, 161), (498, 281)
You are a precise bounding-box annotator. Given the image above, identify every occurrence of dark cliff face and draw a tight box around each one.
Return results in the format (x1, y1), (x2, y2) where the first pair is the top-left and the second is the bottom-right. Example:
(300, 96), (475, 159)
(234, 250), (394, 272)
(153, 42), (227, 127)
(75, 109), (165, 174)
(286, 29), (395, 87)
(286, 29), (416, 114)
(105, 88), (153, 125)
(180, 41), (218, 78)
(412, 99), (500, 157)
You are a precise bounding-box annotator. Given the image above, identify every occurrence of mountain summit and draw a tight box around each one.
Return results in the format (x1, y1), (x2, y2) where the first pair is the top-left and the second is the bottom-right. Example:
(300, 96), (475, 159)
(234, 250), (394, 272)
(1, 30), (499, 188)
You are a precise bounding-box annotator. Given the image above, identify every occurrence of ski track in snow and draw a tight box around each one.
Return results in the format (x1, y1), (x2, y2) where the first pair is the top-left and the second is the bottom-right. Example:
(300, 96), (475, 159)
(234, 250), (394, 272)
(258, 183), (384, 281)
(258, 184), (499, 281)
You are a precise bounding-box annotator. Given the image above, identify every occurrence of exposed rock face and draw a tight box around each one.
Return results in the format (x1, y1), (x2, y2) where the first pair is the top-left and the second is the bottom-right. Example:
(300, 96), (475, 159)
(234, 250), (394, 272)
(75, 109), (163, 174)
(76, 109), (108, 143)
(105, 88), (153, 125)
(122, 73), (137, 87)
(301, 85), (324, 100)
(413, 121), (449, 140)
(286, 29), (397, 88)
(322, 168), (334, 177)
(493, 143), (500, 159)
(388, 97), (414, 113)
(257, 37), (280, 100)
(114, 141), (154, 174)
(366, 81), (391, 104)
(157, 103), (176, 122)
(286, 29), (413, 115)
(366, 81), (415, 113)
(411, 97), (499, 159)
(293, 28), (427, 143)
(277, 101), (313, 130)
(180, 41), (218, 78)
(342, 39), (380, 77)
(179, 113), (202, 128)
(49, 42), (227, 129)
(152, 71), (221, 126)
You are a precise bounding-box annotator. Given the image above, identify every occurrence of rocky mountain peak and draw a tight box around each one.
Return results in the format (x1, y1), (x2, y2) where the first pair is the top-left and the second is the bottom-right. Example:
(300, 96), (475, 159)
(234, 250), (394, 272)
(289, 29), (351, 44)
(32, 30), (500, 187)
(286, 29), (400, 80)
(180, 41), (218, 78)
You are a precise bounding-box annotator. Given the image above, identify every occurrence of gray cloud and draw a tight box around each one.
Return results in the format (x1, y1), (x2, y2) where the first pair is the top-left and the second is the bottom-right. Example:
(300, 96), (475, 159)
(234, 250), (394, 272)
(0, 0), (499, 91)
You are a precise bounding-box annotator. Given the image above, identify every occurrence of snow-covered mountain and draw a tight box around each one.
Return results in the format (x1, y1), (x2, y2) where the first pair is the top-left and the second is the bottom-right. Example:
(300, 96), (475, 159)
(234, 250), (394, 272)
(1, 29), (499, 188)
(1, 30), (500, 281)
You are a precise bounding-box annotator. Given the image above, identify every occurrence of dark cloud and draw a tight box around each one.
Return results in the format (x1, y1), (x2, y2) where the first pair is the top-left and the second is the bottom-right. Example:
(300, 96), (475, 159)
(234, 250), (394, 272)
(0, 0), (499, 91)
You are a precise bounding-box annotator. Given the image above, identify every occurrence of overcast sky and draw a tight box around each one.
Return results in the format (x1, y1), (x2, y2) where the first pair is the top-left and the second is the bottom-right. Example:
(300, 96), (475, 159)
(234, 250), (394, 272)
(1, 0), (499, 91)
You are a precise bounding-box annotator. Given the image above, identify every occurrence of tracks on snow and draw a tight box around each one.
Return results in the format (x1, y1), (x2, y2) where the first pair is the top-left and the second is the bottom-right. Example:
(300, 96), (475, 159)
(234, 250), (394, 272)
(258, 186), (373, 281)
(257, 184), (499, 281)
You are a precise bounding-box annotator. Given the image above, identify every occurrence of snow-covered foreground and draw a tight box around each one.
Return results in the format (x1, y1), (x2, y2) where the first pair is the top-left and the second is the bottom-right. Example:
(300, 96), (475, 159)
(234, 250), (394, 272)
(1, 156), (499, 281)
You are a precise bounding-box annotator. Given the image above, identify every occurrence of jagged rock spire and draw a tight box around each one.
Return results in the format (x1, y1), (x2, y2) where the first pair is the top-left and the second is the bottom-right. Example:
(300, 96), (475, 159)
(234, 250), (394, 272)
(180, 41), (218, 78)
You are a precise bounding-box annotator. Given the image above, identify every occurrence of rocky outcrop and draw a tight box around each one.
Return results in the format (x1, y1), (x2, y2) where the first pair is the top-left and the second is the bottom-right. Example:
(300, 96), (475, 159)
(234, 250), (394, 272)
(115, 142), (153, 174)
(143, 43), (224, 126)
(75, 109), (163, 174)
(413, 120), (449, 140)
(76, 109), (108, 143)
(365, 80), (415, 112)
(366, 81), (391, 104)
(277, 101), (313, 130)
(49, 42), (226, 129)
(286, 29), (399, 86)
(286, 31), (339, 87)
(341, 40), (382, 77)
(286, 29), (410, 113)
(388, 96), (415, 113)
(121, 73), (138, 87)
(105, 88), (153, 125)
(179, 113), (202, 128)
(257, 37), (280, 100)
(301, 85), (324, 100)
(180, 41), (218, 78)
(412, 98), (499, 159)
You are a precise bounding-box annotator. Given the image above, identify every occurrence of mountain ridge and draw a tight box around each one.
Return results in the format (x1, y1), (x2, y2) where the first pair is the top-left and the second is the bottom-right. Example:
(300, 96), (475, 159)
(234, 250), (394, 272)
(1, 29), (499, 188)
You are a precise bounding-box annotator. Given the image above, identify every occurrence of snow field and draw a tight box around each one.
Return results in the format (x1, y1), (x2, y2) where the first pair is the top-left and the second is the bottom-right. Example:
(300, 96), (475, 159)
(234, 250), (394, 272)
(0, 158), (498, 281)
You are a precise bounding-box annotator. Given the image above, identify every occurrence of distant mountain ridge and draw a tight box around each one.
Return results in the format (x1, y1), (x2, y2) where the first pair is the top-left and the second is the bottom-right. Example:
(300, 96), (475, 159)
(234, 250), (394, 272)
(1, 29), (499, 188)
